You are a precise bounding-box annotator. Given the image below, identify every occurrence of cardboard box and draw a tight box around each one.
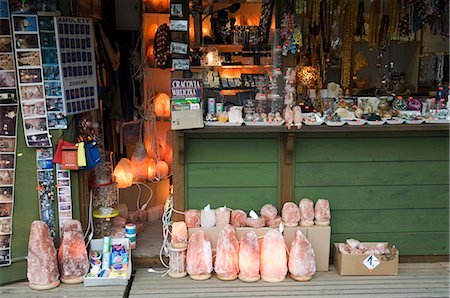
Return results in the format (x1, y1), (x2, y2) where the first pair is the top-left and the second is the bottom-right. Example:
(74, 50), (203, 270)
(84, 238), (132, 287)
(188, 225), (330, 271)
(171, 109), (204, 130)
(333, 243), (399, 276)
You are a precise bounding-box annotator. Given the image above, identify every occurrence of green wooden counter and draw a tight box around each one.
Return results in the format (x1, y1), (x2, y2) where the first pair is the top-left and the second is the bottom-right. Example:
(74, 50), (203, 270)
(172, 124), (449, 256)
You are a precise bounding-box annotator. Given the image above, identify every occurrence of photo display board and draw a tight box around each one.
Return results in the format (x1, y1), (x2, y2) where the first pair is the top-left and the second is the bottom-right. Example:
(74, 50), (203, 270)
(55, 17), (98, 115)
(12, 13), (52, 147)
(0, 0), (18, 267)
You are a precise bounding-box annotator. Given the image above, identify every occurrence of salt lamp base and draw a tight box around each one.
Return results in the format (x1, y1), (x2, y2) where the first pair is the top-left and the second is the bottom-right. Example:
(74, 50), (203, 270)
(300, 221), (314, 227)
(284, 222), (298, 227)
(171, 242), (187, 249)
(261, 276), (285, 283)
(216, 274), (237, 281)
(61, 276), (84, 284)
(290, 274), (312, 282)
(238, 274), (260, 282)
(314, 220), (330, 226)
(190, 273), (211, 281)
(29, 279), (60, 290)
(168, 271), (187, 278)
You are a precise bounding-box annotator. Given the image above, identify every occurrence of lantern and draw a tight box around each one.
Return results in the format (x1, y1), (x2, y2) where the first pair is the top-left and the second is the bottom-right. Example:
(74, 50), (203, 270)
(147, 159), (156, 180)
(113, 158), (133, 188)
(238, 231), (260, 282)
(171, 221), (188, 249)
(154, 93), (170, 117)
(130, 142), (149, 181)
(260, 229), (287, 282)
(156, 160), (169, 178)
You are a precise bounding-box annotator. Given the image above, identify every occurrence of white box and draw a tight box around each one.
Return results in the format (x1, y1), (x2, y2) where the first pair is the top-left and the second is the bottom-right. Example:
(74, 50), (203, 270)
(84, 238), (132, 287)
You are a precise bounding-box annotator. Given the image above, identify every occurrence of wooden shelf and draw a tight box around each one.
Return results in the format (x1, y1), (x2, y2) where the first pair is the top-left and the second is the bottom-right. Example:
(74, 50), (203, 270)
(204, 86), (256, 91)
(190, 65), (272, 72)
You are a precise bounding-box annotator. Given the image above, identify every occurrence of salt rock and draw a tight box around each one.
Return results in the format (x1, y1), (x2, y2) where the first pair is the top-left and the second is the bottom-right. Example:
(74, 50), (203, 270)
(238, 231), (260, 282)
(138, 209), (148, 222)
(314, 199), (331, 225)
(282, 202), (300, 227)
(27, 221), (60, 290)
(58, 220), (89, 284)
(137, 222), (145, 233)
(214, 225), (239, 280)
(230, 209), (246, 227)
(184, 209), (200, 228)
(299, 198), (314, 226)
(246, 217), (265, 228)
(186, 230), (213, 280)
(261, 204), (277, 223)
(111, 227), (126, 238)
(267, 216), (282, 228)
(117, 203), (129, 220)
(288, 230), (316, 281)
(147, 205), (163, 222)
(112, 216), (126, 228)
(128, 211), (139, 223)
(171, 221), (188, 249)
(215, 208), (230, 227)
(260, 229), (287, 282)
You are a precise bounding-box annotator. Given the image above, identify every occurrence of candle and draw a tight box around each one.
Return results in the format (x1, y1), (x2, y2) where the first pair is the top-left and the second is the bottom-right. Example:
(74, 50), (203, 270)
(238, 231), (260, 282)
(260, 229), (287, 282)
(200, 205), (215, 227)
(171, 221), (188, 249)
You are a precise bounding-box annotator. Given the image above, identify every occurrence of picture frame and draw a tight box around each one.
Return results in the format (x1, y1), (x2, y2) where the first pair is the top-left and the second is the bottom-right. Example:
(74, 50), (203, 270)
(172, 58), (190, 70)
(170, 41), (188, 55)
(170, 3), (183, 18)
(170, 20), (188, 32)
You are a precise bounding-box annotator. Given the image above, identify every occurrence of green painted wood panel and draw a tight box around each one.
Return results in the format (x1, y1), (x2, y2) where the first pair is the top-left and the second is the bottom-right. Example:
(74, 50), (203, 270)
(295, 161), (449, 186)
(330, 209), (449, 234)
(294, 185), (449, 210)
(187, 187), (278, 211)
(186, 138), (279, 163)
(187, 163), (278, 188)
(332, 232), (449, 255)
(296, 137), (449, 162)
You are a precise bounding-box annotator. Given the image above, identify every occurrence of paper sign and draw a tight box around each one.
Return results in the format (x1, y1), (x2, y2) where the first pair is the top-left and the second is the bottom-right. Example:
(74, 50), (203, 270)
(363, 254), (380, 271)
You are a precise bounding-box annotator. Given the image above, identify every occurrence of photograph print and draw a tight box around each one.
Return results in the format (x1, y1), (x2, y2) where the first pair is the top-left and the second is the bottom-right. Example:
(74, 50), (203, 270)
(22, 100), (46, 118)
(0, 20), (10, 35)
(0, 1), (9, 18)
(17, 50), (40, 66)
(24, 117), (47, 135)
(0, 217), (11, 234)
(20, 84), (44, 100)
(15, 34), (39, 49)
(0, 186), (13, 202)
(0, 53), (14, 70)
(0, 154), (14, 169)
(26, 133), (51, 147)
(0, 248), (10, 265)
(0, 137), (15, 153)
(0, 37), (12, 53)
(0, 72), (15, 88)
(0, 169), (14, 185)
(19, 68), (42, 84)
(0, 202), (12, 217)
(0, 234), (11, 250)
(0, 105), (17, 136)
(13, 15), (38, 32)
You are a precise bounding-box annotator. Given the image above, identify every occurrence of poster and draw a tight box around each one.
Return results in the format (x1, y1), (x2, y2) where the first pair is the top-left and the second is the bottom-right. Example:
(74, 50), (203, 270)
(38, 15), (66, 129)
(12, 14), (52, 147)
(36, 148), (56, 238)
(0, 0), (18, 267)
(55, 17), (98, 115)
(56, 164), (71, 231)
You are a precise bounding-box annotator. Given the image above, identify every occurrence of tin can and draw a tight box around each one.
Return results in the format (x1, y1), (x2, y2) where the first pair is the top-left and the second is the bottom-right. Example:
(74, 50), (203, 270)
(207, 98), (215, 114)
(216, 102), (224, 113)
(126, 233), (136, 243)
(125, 223), (136, 235)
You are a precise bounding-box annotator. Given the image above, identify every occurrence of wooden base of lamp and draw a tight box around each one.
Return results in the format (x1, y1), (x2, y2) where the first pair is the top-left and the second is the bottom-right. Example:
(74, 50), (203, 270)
(314, 220), (330, 226)
(168, 271), (187, 278)
(190, 273), (212, 281)
(216, 273), (237, 281)
(290, 274), (312, 282)
(61, 276), (84, 284)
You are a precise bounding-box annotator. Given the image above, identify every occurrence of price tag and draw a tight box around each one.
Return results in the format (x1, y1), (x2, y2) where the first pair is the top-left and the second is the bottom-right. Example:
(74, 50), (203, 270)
(363, 254), (380, 271)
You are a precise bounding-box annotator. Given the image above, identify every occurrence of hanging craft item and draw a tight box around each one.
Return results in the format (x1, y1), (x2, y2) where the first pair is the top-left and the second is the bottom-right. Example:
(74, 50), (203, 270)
(340, 0), (357, 90)
(279, 0), (295, 56)
(12, 14), (52, 147)
(153, 23), (170, 69)
(38, 15), (67, 129)
(36, 148), (57, 238)
(55, 17), (99, 115)
(353, 51), (368, 78)
(355, 0), (365, 38)
(56, 164), (72, 231)
(0, 0), (18, 267)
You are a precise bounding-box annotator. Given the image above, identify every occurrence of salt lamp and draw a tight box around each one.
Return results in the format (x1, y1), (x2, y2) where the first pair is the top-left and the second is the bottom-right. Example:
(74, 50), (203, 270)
(164, 143), (173, 169)
(200, 205), (215, 227)
(288, 230), (316, 281)
(215, 225), (239, 281)
(246, 217), (265, 228)
(156, 160), (169, 178)
(171, 221), (188, 249)
(299, 198), (314, 227)
(154, 93), (170, 117)
(267, 216), (282, 228)
(260, 229), (287, 283)
(147, 159), (156, 179)
(58, 220), (89, 284)
(230, 209), (246, 227)
(261, 204), (278, 223)
(184, 209), (200, 228)
(215, 207), (230, 227)
(186, 230), (213, 280)
(131, 142), (149, 181)
(281, 202), (300, 227)
(238, 231), (260, 282)
(113, 158), (133, 188)
(314, 199), (331, 225)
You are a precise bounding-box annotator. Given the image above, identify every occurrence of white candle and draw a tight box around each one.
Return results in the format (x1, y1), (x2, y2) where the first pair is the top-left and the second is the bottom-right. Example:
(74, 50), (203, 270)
(201, 204), (216, 227)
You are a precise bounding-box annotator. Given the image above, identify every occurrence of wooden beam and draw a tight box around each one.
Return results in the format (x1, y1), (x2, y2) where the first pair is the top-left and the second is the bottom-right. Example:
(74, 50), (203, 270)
(172, 131), (185, 221)
(279, 132), (295, 206)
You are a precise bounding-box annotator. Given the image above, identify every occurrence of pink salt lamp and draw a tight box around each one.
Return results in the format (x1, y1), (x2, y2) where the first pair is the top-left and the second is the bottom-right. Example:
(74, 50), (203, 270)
(267, 216), (282, 228)
(184, 209), (200, 228)
(154, 92), (170, 117)
(147, 159), (156, 180)
(113, 158), (133, 188)
(260, 229), (287, 282)
(238, 231), (260, 282)
(130, 142), (149, 181)
(164, 143), (173, 169)
(314, 199), (331, 225)
(186, 230), (213, 280)
(288, 230), (316, 281)
(299, 198), (314, 226)
(261, 204), (278, 223)
(281, 202), (300, 227)
(156, 160), (169, 178)
(171, 221), (188, 249)
(246, 217), (265, 228)
(215, 207), (230, 227)
(230, 209), (246, 227)
(214, 225), (239, 280)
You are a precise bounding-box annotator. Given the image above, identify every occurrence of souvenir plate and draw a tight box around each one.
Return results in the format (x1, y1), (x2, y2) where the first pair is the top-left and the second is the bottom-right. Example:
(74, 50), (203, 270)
(244, 121), (284, 126)
(325, 121), (345, 127)
(367, 120), (386, 125)
(424, 118), (450, 124)
(204, 121), (243, 127)
(386, 118), (405, 125)
(346, 119), (367, 126)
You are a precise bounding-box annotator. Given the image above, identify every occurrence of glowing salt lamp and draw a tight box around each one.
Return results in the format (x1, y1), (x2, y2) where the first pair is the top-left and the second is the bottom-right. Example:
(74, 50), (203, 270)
(260, 229), (287, 283)
(113, 158), (133, 188)
(214, 225), (239, 281)
(154, 93), (170, 117)
(238, 231), (260, 282)
(296, 66), (319, 89)
(144, 0), (169, 12)
(131, 142), (149, 181)
(164, 143), (173, 169)
(171, 221), (188, 249)
(156, 160), (169, 178)
(147, 159), (156, 180)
